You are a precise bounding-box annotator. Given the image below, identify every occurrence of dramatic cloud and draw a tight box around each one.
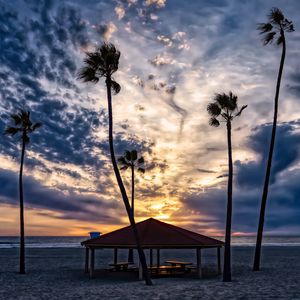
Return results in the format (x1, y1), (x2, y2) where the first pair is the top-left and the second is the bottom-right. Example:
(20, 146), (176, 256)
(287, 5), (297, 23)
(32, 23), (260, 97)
(0, 0), (299, 235)
(235, 120), (300, 188)
(0, 168), (122, 224)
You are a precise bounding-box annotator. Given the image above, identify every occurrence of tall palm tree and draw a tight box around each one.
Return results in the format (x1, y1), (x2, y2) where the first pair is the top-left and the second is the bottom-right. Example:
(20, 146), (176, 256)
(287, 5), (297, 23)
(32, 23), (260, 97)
(207, 92), (247, 282)
(118, 149), (145, 263)
(5, 110), (42, 274)
(78, 43), (152, 285)
(253, 8), (294, 272)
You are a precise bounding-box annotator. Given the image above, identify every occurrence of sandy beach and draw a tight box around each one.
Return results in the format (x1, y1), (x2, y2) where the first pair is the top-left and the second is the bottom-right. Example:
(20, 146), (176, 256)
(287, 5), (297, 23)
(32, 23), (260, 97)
(0, 246), (299, 299)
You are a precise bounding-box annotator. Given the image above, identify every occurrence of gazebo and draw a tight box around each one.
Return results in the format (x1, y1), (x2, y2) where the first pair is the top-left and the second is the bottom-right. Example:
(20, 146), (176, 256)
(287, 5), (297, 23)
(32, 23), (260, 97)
(81, 218), (224, 279)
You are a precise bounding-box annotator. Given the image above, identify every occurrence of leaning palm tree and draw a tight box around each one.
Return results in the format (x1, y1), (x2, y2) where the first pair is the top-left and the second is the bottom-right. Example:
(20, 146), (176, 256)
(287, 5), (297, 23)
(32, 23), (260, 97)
(118, 149), (145, 263)
(5, 110), (42, 274)
(253, 8), (294, 272)
(78, 43), (152, 285)
(207, 92), (247, 282)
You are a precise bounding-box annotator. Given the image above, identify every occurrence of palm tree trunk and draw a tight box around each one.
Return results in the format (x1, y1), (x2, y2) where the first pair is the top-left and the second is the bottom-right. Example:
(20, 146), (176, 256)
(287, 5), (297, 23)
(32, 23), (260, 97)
(128, 165), (134, 263)
(253, 31), (286, 271)
(19, 134), (26, 274)
(131, 165), (134, 215)
(223, 120), (233, 282)
(106, 78), (152, 285)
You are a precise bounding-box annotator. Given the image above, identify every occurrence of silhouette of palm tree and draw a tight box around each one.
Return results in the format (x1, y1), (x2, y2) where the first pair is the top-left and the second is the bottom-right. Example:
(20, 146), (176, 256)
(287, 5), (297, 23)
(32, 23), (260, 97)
(207, 92), (247, 282)
(78, 43), (152, 285)
(5, 110), (42, 274)
(118, 150), (145, 215)
(118, 149), (145, 263)
(253, 8), (294, 272)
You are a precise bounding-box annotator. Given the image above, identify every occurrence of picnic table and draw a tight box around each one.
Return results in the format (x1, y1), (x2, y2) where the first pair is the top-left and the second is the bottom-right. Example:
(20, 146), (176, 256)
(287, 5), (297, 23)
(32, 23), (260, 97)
(108, 262), (133, 271)
(165, 260), (192, 271)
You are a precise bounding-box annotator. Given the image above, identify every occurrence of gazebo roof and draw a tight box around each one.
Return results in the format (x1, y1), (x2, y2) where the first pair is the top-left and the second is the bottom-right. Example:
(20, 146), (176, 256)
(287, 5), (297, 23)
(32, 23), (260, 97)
(81, 218), (224, 249)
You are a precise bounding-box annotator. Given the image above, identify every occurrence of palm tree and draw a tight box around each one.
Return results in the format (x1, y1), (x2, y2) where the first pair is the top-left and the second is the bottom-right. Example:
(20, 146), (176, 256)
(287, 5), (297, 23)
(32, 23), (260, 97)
(118, 149), (145, 263)
(78, 43), (152, 285)
(253, 8), (294, 272)
(5, 110), (42, 274)
(207, 92), (247, 282)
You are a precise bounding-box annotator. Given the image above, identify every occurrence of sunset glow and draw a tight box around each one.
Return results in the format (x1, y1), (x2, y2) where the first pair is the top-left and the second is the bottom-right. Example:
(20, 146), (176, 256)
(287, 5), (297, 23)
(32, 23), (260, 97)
(0, 0), (300, 238)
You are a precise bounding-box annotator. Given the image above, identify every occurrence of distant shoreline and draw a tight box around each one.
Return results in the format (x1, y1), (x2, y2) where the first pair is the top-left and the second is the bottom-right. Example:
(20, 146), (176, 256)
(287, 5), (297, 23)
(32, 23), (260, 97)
(1, 235), (300, 248)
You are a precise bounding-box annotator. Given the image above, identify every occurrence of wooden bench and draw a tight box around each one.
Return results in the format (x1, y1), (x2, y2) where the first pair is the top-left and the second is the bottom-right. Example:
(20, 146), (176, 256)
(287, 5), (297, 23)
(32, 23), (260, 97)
(148, 265), (184, 275)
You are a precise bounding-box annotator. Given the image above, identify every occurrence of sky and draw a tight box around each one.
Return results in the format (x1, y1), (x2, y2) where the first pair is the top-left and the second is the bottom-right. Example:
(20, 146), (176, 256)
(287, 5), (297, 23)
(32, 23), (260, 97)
(0, 0), (300, 237)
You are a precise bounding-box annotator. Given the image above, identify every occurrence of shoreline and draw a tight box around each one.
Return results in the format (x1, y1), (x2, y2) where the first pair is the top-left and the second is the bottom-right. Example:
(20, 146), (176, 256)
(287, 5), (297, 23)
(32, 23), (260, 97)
(1, 244), (300, 249)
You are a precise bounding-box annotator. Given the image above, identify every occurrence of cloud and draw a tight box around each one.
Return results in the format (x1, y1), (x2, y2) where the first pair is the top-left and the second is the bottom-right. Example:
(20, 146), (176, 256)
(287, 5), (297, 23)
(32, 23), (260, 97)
(0, 168), (122, 223)
(149, 53), (176, 66)
(182, 166), (300, 234)
(197, 169), (217, 174)
(115, 5), (125, 20)
(145, 0), (166, 9)
(235, 120), (300, 188)
(287, 71), (300, 97)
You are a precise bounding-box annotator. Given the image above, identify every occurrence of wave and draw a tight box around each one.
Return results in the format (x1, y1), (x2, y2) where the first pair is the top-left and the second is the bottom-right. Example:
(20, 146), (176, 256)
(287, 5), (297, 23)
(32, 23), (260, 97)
(0, 243), (83, 249)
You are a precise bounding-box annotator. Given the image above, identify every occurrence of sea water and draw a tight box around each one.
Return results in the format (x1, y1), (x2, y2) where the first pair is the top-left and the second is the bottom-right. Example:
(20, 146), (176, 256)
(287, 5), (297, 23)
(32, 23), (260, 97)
(0, 236), (300, 248)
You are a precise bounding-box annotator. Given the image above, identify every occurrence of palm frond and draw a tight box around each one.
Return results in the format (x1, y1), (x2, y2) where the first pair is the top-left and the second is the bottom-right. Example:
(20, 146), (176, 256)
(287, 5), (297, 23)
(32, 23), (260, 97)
(257, 23), (273, 34)
(125, 150), (131, 161)
(207, 102), (221, 117)
(32, 122), (43, 131)
(111, 80), (121, 95)
(262, 31), (276, 45)
(287, 23), (294, 32)
(78, 66), (99, 83)
(11, 114), (22, 126)
(118, 156), (127, 165)
(85, 52), (104, 69)
(259, 8), (294, 46)
(268, 7), (284, 25)
(209, 117), (220, 127)
(138, 167), (145, 173)
(228, 92), (238, 111)
(235, 105), (247, 117)
(138, 157), (144, 165)
(5, 109), (41, 142)
(131, 150), (137, 161)
(99, 43), (120, 75)
(5, 127), (21, 136)
(276, 35), (284, 45)
(120, 165), (129, 170)
(214, 93), (230, 109)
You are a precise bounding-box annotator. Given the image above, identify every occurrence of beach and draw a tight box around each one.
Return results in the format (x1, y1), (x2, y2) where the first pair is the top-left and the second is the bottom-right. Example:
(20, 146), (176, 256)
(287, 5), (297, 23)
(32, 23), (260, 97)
(0, 246), (299, 299)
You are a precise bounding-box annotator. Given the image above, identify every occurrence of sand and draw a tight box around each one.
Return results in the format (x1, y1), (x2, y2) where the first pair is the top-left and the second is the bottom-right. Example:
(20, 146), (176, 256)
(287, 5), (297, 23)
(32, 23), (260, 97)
(0, 246), (299, 299)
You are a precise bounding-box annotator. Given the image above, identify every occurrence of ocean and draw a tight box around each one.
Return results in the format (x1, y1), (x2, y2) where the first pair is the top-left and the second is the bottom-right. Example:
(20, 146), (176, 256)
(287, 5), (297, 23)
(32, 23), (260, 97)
(0, 236), (300, 248)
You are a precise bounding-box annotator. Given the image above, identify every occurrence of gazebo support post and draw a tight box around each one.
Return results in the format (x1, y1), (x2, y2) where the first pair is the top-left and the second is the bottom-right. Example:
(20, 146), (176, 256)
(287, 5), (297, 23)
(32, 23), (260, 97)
(89, 248), (95, 278)
(217, 247), (221, 275)
(85, 247), (89, 273)
(150, 249), (153, 268)
(139, 260), (143, 280)
(114, 248), (118, 265)
(156, 248), (160, 275)
(196, 248), (202, 279)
